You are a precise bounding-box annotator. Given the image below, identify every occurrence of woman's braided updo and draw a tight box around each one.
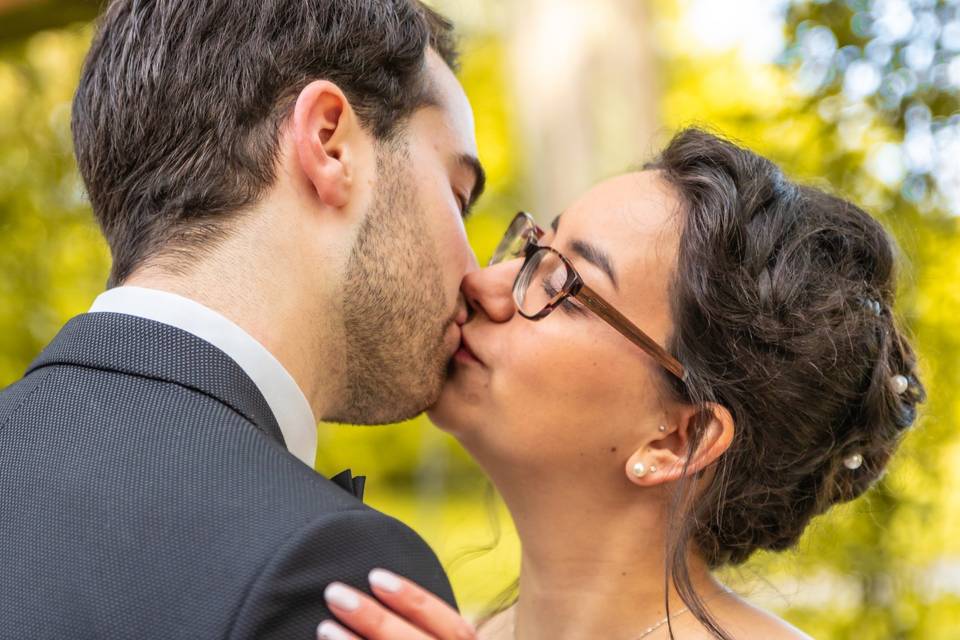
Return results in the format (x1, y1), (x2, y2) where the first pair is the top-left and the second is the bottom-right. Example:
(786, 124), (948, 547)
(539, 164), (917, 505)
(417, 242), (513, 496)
(652, 128), (924, 568)
(646, 129), (924, 639)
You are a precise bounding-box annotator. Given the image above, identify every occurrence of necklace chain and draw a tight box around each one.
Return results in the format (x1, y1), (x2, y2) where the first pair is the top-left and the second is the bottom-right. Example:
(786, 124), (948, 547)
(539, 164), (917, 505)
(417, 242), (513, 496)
(512, 587), (730, 640)
(635, 605), (690, 639)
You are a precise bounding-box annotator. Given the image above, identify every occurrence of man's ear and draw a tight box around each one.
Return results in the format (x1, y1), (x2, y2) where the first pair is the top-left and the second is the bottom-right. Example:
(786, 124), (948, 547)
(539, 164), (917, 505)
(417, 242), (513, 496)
(292, 80), (356, 209)
(625, 403), (735, 487)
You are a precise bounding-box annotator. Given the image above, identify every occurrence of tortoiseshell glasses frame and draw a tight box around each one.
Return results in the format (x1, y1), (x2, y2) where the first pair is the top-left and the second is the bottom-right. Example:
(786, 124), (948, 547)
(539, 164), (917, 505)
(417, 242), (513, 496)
(489, 211), (687, 382)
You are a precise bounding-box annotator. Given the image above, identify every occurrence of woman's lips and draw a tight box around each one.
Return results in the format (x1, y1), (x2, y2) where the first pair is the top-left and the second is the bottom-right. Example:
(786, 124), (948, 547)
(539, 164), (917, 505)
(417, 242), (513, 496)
(454, 332), (484, 366)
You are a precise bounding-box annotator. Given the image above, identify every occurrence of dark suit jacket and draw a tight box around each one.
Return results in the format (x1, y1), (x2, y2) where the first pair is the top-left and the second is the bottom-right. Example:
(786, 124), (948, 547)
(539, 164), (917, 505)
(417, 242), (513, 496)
(0, 312), (455, 639)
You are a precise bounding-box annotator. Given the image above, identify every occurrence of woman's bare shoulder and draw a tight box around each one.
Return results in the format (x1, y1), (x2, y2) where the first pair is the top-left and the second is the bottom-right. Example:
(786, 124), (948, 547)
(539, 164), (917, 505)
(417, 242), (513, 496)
(474, 597), (811, 640)
(476, 606), (516, 640)
(671, 593), (814, 640)
(725, 598), (813, 639)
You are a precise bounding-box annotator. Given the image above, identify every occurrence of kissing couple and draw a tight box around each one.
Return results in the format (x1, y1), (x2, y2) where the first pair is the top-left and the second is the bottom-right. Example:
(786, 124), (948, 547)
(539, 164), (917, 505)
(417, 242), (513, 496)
(0, 1), (924, 639)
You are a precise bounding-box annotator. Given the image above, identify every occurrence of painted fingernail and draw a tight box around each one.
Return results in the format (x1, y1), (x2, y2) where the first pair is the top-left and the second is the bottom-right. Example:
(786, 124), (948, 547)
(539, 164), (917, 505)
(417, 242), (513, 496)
(317, 620), (352, 640)
(369, 568), (402, 593)
(324, 583), (360, 612)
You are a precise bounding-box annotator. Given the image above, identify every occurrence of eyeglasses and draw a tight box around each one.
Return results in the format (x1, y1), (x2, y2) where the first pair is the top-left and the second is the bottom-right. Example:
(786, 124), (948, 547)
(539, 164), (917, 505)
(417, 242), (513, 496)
(489, 211), (687, 382)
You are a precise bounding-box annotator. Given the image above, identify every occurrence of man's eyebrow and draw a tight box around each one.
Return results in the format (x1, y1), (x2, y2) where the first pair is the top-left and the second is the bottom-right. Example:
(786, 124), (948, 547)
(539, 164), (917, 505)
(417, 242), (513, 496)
(570, 239), (618, 290)
(458, 154), (487, 215)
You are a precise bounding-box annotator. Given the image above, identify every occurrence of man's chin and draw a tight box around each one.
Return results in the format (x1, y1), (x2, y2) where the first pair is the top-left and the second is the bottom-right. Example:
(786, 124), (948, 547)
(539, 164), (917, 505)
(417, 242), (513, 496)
(425, 373), (475, 435)
(424, 405), (454, 434)
(328, 373), (443, 425)
(387, 367), (448, 424)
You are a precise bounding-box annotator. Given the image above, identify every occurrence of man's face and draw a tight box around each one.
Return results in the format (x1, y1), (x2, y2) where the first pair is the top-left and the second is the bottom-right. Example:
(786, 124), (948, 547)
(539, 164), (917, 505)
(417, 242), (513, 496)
(332, 51), (484, 425)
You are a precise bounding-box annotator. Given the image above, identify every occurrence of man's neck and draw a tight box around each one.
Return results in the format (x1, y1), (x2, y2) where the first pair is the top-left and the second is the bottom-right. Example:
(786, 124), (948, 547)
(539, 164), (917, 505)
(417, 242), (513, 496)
(123, 240), (344, 422)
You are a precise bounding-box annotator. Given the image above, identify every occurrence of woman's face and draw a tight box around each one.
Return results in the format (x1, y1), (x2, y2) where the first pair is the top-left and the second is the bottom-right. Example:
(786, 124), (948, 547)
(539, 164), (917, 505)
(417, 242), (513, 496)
(430, 171), (683, 478)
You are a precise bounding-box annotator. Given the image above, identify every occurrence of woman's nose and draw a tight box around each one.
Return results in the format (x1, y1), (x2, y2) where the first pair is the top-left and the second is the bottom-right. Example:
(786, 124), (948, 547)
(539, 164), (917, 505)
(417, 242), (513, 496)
(461, 259), (520, 323)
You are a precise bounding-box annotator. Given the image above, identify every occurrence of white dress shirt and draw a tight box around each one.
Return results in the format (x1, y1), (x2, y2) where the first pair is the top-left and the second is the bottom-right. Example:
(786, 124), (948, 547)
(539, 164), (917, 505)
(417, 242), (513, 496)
(89, 286), (317, 467)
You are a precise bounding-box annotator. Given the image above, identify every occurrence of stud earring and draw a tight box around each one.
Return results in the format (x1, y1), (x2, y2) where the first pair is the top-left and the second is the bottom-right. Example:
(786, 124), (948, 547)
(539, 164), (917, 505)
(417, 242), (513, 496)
(632, 462), (647, 478)
(649, 465), (658, 474)
(658, 425), (667, 433)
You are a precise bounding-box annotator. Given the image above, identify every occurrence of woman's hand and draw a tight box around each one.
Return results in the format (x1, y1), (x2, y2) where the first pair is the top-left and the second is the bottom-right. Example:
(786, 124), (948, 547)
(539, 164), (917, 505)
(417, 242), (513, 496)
(317, 569), (477, 640)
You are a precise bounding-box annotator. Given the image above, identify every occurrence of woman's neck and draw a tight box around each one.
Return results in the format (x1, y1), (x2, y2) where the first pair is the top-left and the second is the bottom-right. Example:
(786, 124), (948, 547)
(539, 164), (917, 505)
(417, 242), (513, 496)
(492, 469), (725, 640)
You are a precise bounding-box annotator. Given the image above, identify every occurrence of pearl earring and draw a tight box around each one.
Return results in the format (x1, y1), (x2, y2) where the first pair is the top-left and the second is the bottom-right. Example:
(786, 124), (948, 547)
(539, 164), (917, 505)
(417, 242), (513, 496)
(632, 462), (647, 478)
(658, 425), (667, 433)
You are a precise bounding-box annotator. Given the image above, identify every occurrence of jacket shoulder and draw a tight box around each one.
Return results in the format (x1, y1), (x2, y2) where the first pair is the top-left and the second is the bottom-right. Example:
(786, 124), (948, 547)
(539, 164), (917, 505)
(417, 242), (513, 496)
(228, 507), (454, 640)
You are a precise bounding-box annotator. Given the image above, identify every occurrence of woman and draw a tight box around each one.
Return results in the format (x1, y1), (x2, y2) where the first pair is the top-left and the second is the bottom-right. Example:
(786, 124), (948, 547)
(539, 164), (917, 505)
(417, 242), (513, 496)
(317, 128), (924, 640)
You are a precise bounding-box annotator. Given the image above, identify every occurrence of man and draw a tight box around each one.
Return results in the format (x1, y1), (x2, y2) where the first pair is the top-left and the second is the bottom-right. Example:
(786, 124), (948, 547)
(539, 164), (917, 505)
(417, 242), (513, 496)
(0, 0), (485, 637)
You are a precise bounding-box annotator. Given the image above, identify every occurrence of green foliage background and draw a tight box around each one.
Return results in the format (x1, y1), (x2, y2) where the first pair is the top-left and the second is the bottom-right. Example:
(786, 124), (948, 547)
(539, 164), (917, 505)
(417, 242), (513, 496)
(1, 2), (958, 637)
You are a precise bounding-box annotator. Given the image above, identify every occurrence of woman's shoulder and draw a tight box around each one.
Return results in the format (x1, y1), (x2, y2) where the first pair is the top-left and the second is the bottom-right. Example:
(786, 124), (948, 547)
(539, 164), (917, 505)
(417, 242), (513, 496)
(671, 593), (814, 640)
(476, 605), (516, 640)
(727, 596), (813, 640)
(473, 597), (812, 640)
(724, 597), (814, 640)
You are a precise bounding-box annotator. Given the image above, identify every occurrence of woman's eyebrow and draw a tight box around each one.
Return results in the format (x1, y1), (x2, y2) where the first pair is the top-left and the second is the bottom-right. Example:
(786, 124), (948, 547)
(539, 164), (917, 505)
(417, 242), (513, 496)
(550, 213), (618, 289)
(569, 239), (618, 290)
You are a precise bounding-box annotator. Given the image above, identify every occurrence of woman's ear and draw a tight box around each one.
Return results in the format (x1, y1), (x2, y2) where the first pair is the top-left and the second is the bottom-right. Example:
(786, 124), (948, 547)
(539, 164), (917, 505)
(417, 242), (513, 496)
(625, 404), (735, 487)
(292, 80), (355, 209)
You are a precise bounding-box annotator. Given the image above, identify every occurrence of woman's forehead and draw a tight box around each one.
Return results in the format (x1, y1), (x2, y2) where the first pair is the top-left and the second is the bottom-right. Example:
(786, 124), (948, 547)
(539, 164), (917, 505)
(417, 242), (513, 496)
(550, 170), (680, 345)
(554, 171), (681, 259)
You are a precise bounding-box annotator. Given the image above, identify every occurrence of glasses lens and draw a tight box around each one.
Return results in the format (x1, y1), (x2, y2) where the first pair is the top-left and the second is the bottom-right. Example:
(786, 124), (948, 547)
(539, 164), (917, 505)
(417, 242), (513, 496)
(489, 213), (536, 266)
(514, 248), (569, 317)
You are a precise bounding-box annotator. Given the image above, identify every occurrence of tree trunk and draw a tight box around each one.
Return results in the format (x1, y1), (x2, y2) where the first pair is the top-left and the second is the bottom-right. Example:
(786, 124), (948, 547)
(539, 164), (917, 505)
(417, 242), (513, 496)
(507, 0), (661, 219)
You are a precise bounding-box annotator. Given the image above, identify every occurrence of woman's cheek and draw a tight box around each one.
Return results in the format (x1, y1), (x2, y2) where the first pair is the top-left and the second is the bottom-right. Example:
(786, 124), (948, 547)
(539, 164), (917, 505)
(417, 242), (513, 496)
(497, 338), (584, 418)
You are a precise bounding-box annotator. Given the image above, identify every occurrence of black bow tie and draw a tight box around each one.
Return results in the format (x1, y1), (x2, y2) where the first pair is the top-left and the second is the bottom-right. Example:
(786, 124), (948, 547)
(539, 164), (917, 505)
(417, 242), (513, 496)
(329, 469), (366, 502)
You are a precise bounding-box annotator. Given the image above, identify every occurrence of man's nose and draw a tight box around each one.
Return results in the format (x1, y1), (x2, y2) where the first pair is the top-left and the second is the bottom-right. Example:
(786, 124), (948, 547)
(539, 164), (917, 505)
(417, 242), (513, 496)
(461, 259), (519, 323)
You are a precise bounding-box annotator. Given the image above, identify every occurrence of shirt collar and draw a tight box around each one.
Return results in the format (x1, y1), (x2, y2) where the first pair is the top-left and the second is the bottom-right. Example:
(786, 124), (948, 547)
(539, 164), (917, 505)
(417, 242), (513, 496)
(89, 286), (317, 467)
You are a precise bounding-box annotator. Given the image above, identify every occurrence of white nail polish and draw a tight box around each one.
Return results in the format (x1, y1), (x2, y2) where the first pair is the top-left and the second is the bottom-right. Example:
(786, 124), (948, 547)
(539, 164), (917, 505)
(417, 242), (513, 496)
(369, 568), (402, 593)
(324, 583), (360, 612)
(317, 620), (351, 640)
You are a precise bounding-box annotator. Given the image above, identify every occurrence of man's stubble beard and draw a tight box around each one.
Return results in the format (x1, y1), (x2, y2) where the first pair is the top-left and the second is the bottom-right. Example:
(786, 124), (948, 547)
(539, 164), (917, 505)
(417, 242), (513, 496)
(330, 147), (453, 425)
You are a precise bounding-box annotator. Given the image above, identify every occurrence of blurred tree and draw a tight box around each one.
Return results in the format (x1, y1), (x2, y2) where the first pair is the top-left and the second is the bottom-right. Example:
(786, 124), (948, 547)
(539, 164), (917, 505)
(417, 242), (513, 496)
(783, 0), (960, 215)
(506, 0), (661, 218)
(0, 25), (109, 387)
(0, 0), (98, 41)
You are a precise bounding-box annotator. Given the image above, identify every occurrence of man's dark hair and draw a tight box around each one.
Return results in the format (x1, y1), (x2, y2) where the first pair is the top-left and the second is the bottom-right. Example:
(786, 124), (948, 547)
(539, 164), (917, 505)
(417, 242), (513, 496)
(71, 0), (459, 286)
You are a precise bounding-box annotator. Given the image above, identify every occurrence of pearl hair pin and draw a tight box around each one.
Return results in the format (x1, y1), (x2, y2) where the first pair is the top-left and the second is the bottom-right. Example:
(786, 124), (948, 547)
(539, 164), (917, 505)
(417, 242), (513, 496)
(891, 374), (909, 395)
(844, 375), (910, 473)
(843, 453), (864, 470)
(861, 297), (882, 316)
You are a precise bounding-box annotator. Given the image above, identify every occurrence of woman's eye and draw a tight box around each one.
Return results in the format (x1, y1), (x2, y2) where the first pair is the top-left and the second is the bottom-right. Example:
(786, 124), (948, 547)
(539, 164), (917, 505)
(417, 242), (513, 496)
(541, 281), (584, 315)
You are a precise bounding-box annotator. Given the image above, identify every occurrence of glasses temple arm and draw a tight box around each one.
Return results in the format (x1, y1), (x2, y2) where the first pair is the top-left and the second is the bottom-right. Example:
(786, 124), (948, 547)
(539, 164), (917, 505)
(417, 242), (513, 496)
(575, 283), (687, 381)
